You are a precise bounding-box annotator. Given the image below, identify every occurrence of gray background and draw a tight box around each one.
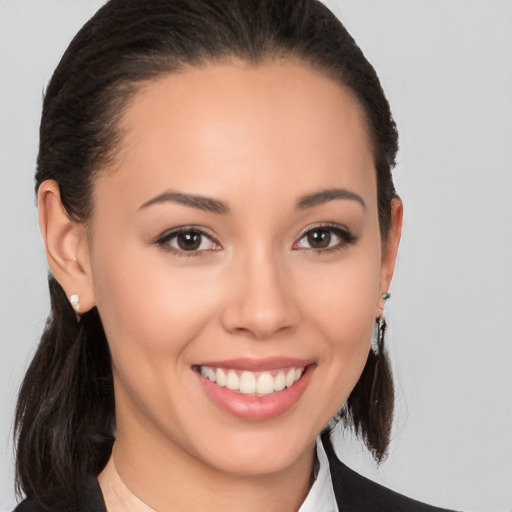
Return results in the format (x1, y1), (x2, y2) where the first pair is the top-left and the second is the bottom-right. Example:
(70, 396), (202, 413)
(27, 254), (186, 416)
(1, 1), (511, 510)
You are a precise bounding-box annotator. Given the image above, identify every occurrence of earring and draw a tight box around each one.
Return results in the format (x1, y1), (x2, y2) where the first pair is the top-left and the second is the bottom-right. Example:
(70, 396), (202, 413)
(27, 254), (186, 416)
(70, 294), (80, 312)
(378, 291), (391, 315)
(70, 294), (81, 322)
(370, 316), (386, 408)
(370, 295), (389, 408)
(375, 315), (386, 357)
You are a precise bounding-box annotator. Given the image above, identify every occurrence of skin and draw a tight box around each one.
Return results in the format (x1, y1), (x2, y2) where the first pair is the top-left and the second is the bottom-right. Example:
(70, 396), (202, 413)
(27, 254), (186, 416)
(39, 60), (402, 511)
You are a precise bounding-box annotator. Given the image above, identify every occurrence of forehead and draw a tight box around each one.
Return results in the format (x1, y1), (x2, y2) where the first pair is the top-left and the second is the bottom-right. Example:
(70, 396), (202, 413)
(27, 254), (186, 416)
(98, 60), (376, 211)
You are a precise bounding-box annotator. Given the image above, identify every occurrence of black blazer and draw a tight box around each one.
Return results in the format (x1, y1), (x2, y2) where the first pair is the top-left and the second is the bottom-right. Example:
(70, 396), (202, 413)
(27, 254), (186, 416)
(321, 433), (455, 511)
(14, 436), (457, 512)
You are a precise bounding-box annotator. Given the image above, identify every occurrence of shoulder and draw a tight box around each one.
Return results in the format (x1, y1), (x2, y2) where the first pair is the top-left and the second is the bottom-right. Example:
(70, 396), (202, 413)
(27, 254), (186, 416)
(321, 433), (458, 512)
(12, 476), (106, 512)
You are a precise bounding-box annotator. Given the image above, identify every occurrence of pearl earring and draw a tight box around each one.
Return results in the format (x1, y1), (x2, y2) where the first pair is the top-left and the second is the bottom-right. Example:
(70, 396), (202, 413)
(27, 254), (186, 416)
(70, 294), (81, 322)
(70, 294), (80, 313)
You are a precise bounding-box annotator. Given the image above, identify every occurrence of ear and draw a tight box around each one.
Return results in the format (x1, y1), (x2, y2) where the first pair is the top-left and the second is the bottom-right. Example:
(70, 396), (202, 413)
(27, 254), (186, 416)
(378, 197), (403, 312)
(38, 180), (95, 313)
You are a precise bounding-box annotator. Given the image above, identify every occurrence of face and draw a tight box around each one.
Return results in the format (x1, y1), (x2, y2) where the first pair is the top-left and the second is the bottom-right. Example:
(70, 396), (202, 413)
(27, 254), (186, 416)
(84, 61), (399, 477)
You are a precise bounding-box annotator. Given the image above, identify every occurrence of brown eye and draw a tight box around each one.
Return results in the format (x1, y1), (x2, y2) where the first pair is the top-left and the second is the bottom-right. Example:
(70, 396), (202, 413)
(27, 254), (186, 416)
(176, 232), (202, 251)
(307, 229), (331, 249)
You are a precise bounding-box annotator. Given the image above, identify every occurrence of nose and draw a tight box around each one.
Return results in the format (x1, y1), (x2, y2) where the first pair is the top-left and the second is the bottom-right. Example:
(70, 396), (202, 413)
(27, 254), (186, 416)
(220, 249), (300, 339)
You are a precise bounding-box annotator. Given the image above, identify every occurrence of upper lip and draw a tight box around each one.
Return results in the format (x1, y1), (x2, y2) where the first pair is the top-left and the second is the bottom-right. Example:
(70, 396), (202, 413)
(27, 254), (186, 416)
(195, 357), (314, 372)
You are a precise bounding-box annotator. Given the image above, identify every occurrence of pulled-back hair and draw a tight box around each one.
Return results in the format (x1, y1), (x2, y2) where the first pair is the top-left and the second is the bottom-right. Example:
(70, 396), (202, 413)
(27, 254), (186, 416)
(15, 0), (399, 509)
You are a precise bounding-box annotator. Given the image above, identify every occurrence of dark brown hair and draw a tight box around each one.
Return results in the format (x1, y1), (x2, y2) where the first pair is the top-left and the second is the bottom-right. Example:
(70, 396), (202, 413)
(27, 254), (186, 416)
(15, 0), (399, 509)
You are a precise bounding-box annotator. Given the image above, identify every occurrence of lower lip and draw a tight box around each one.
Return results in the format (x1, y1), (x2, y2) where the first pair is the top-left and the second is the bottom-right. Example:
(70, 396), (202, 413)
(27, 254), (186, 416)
(197, 365), (315, 421)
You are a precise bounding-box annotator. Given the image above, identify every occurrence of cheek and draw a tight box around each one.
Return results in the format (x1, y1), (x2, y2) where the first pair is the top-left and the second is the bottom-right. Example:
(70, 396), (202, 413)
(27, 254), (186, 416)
(89, 246), (227, 437)
(89, 241), (222, 375)
(296, 243), (381, 410)
(307, 296), (376, 424)
(300, 245), (380, 341)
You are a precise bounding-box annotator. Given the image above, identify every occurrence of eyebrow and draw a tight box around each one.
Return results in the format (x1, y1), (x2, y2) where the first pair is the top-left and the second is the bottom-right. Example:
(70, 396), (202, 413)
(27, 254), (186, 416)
(139, 191), (229, 214)
(296, 188), (366, 210)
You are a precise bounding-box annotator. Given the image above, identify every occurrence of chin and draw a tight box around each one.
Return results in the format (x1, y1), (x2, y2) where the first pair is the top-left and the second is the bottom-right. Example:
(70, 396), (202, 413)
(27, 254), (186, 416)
(186, 423), (318, 477)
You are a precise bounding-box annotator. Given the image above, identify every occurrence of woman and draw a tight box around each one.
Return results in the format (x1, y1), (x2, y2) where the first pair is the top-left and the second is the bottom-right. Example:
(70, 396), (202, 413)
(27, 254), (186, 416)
(13, 1), (454, 510)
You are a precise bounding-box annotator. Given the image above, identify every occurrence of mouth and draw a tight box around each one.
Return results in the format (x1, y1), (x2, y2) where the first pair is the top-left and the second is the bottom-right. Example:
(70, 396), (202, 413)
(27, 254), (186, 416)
(193, 358), (316, 421)
(195, 365), (305, 396)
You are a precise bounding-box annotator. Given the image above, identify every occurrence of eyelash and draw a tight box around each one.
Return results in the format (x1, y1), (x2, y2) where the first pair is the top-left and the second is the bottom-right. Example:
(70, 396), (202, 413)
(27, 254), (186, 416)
(155, 223), (357, 257)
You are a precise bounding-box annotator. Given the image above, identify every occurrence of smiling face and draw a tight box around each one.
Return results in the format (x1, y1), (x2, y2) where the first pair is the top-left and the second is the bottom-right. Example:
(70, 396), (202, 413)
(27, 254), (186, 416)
(82, 60), (400, 487)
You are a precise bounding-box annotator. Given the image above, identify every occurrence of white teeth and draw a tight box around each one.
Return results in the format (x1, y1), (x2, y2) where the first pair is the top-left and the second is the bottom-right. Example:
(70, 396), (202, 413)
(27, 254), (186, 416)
(274, 372), (286, 391)
(225, 371), (240, 391)
(285, 368), (295, 388)
(239, 372), (256, 394)
(199, 365), (306, 395)
(256, 372), (275, 395)
(216, 368), (226, 387)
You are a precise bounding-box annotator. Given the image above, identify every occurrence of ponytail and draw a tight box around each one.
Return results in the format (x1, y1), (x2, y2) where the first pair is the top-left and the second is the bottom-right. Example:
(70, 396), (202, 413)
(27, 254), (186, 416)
(14, 275), (115, 510)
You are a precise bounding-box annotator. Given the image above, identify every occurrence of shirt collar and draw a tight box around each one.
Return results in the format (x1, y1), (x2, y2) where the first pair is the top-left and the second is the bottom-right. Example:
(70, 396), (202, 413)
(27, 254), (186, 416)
(298, 436), (339, 512)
